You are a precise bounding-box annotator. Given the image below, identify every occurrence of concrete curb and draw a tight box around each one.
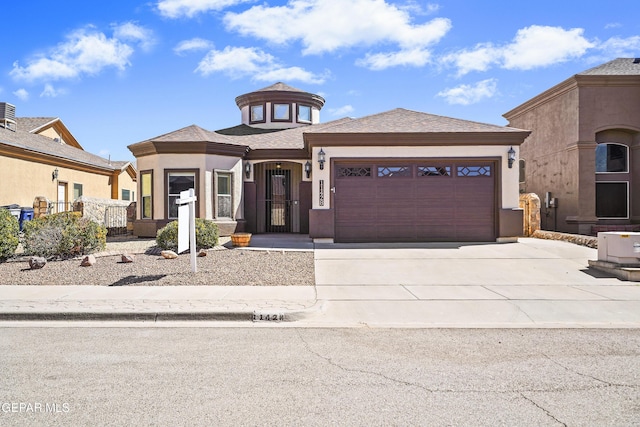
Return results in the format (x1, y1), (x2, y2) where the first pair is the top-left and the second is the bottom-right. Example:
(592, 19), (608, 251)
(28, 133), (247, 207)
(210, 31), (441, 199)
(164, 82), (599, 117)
(0, 301), (323, 323)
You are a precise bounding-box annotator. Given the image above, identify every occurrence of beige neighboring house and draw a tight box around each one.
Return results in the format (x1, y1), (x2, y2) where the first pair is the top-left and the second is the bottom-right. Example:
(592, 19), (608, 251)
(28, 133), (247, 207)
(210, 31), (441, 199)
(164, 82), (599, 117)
(129, 83), (530, 243)
(504, 58), (640, 235)
(0, 102), (137, 214)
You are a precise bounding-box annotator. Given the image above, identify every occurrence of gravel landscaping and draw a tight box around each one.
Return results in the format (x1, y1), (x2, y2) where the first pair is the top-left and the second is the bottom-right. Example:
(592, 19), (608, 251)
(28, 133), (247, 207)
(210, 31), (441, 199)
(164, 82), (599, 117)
(0, 247), (315, 286)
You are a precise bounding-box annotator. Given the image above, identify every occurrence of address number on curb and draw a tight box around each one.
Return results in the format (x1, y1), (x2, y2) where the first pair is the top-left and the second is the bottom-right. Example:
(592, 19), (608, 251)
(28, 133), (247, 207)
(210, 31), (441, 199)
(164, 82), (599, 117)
(253, 312), (285, 322)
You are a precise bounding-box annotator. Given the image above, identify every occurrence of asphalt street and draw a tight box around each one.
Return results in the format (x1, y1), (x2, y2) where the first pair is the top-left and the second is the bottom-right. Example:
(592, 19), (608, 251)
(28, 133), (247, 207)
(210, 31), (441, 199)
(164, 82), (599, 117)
(1, 328), (639, 426)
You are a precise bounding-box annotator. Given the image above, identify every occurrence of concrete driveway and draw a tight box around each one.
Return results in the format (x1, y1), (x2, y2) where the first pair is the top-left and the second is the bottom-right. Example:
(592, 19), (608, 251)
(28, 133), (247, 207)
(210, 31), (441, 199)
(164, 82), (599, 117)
(310, 238), (640, 327)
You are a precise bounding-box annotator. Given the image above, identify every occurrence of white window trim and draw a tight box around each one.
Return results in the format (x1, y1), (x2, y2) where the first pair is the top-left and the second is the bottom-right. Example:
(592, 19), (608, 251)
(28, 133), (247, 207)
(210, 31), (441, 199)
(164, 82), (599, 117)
(214, 170), (234, 220)
(595, 142), (629, 174)
(596, 181), (629, 219)
(167, 171), (196, 219)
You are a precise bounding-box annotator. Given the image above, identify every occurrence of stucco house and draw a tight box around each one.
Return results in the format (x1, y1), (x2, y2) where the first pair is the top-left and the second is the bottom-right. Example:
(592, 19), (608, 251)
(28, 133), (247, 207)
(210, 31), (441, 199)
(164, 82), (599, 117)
(504, 58), (640, 235)
(0, 102), (137, 213)
(128, 83), (530, 243)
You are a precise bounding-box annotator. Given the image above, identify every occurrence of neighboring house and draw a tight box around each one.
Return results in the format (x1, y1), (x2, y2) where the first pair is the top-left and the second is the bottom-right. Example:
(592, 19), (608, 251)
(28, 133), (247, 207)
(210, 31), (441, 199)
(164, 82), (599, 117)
(128, 82), (530, 243)
(0, 102), (137, 212)
(504, 58), (640, 235)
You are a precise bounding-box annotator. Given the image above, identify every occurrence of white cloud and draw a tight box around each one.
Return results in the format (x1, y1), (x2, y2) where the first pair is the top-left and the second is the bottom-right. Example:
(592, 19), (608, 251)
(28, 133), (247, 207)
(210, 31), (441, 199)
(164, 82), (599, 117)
(502, 26), (593, 70)
(156, 0), (252, 18)
(443, 25), (594, 76)
(195, 46), (327, 83)
(590, 35), (640, 61)
(356, 47), (432, 70)
(255, 66), (329, 84)
(223, 0), (451, 69)
(10, 24), (153, 82)
(436, 79), (498, 106)
(196, 46), (277, 77)
(113, 22), (156, 51)
(328, 105), (354, 116)
(174, 38), (214, 55)
(40, 84), (66, 98)
(13, 89), (29, 101)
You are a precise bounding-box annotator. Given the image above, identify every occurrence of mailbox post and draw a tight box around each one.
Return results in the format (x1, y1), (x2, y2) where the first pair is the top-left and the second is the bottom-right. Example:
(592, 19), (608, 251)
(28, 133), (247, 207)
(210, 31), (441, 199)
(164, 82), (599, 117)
(177, 188), (197, 273)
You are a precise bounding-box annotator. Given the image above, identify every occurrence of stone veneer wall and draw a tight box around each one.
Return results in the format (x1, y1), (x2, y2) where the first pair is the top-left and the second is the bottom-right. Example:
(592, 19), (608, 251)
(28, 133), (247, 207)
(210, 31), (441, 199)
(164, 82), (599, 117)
(519, 193), (541, 237)
(532, 230), (598, 248)
(73, 196), (131, 227)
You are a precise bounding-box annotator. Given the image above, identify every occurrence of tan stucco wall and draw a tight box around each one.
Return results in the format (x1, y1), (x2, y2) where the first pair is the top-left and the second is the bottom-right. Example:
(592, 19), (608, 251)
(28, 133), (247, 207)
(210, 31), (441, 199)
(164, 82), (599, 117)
(509, 82), (640, 234)
(309, 145), (520, 210)
(38, 127), (68, 145)
(0, 155), (112, 207)
(507, 86), (582, 233)
(135, 153), (243, 221)
(117, 171), (137, 202)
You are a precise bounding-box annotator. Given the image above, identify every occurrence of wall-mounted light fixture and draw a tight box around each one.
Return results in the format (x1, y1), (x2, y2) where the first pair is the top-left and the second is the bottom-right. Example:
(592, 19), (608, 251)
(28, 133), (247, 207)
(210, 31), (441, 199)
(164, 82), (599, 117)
(276, 162), (282, 169)
(507, 146), (516, 169)
(52, 168), (59, 181)
(304, 160), (312, 179)
(318, 148), (326, 170)
(244, 162), (251, 179)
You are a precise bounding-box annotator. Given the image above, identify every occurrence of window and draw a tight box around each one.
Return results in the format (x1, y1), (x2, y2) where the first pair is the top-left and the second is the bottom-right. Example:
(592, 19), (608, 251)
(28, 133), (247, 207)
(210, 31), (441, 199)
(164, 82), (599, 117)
(457, 165), (491, 177)
(122, 189), (130, 201)
(250, 104), (265, 123)
(596, 182), (628, 218)
(596, 143), (628, 173)
(377, 166), (411, 177)
(337, 167), (372, 178)
(167, 171), (195, 219)
(73, 183), (83, 200)
(519, 159), (526, 184)
(297, 105), (311, 123)
(141, 171), (153, 219)
(272, 103), (291, 121)
(215, 171), (233, 219)
(418, 166), (450, 177)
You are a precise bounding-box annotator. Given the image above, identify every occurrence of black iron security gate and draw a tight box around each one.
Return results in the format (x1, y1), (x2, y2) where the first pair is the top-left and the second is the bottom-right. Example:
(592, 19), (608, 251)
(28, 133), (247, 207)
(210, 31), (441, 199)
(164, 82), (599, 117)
(265, 167), (291, 232)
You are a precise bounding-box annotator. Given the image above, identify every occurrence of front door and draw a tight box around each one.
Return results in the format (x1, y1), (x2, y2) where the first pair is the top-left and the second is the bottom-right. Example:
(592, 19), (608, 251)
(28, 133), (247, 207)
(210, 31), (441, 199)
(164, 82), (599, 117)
(57, 182), (68, 213)
(266, 168), (291, 232)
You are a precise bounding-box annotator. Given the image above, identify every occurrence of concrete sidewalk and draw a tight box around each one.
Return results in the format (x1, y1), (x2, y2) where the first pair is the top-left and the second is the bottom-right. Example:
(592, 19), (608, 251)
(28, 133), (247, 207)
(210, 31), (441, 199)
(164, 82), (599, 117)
(1, 236), (640, 327)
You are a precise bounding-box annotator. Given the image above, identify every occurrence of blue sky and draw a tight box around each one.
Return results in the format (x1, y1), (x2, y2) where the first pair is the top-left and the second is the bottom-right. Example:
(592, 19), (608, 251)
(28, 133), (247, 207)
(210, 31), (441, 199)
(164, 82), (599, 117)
(2, 0), (639, 163)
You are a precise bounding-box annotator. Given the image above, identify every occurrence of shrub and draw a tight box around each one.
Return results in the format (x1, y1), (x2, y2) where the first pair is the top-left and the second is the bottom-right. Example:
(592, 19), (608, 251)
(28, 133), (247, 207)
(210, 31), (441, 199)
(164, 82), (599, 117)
(0, 208), (19, 261)
(22, 212), (107, 259)
(156, 219), (219, 251)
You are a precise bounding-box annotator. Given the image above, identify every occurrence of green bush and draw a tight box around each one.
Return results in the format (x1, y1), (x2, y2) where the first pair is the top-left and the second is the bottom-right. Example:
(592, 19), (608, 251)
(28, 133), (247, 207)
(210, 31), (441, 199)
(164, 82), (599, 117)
(0, 208), (19, 261)
(22, 212), (107, 259)
(156, 219), (219, 251)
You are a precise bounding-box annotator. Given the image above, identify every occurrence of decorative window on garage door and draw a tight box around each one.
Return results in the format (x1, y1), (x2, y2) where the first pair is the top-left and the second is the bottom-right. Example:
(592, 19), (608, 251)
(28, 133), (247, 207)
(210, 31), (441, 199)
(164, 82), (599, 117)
(377, 166), (411, 177)
(337, 167), (371, 177)
(457, 165), (491, 177)
(418, 166), (451, 177)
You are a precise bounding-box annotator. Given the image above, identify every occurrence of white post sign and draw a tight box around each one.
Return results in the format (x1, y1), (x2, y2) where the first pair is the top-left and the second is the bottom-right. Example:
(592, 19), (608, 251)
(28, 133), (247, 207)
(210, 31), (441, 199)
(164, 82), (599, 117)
(177, 188), (197, 273)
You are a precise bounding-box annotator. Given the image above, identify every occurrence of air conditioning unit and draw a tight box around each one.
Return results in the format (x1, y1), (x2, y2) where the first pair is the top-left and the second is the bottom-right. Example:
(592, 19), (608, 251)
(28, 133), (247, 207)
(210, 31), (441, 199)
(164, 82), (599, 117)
(597, 232), (640, 265)
(0, 102), (16, 131)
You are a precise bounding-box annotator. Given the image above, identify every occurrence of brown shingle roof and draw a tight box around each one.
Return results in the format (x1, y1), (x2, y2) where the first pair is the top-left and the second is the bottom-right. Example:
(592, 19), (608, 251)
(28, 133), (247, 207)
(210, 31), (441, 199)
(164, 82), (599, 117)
(0, 121), (127, 171)
(139, 124), (246, 146)
(308, 108), (526, 134)
(16, 117), (58, 132)
(579, 58), (640, 76)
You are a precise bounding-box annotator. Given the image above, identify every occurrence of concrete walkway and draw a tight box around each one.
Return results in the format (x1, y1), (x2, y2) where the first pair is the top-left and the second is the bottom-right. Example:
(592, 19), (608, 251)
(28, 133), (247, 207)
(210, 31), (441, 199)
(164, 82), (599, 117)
(1, 236), (640, 327)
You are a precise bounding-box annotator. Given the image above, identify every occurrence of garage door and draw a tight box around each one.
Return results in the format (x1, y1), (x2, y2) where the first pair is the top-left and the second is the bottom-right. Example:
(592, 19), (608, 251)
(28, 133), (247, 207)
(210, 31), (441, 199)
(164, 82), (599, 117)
(334, 161), (496, 242)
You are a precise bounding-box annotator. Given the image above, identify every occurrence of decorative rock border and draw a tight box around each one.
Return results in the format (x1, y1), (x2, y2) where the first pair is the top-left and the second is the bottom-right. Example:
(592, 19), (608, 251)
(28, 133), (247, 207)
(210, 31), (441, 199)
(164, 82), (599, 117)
(532, 230), (598, 248)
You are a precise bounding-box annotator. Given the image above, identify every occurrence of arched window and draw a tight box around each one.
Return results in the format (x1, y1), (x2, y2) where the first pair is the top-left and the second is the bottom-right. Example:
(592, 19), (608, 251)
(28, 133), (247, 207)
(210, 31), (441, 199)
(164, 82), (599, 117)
(595, 143), (628, 173)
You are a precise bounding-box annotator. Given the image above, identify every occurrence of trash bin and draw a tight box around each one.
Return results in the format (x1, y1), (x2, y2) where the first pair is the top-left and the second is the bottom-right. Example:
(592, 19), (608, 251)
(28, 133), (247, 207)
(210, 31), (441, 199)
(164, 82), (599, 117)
(1, 204), (20, 223)
(19, 207), (34, 230)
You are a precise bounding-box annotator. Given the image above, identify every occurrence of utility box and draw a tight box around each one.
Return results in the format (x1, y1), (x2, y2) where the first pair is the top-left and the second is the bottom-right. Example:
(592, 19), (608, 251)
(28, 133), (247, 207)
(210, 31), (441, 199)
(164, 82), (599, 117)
(597, 232), (640, 265)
